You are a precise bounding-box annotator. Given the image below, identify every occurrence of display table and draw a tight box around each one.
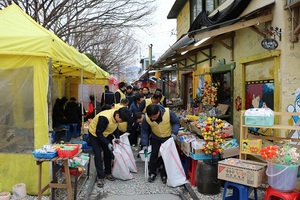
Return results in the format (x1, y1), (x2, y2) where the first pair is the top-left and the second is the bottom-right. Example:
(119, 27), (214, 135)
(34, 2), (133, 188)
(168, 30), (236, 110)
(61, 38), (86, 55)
(34, 149), (82, 200)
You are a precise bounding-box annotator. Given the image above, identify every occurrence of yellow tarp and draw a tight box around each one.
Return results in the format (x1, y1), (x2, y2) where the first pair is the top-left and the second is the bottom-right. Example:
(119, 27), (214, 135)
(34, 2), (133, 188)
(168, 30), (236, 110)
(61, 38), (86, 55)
(0, 5), (108, 194)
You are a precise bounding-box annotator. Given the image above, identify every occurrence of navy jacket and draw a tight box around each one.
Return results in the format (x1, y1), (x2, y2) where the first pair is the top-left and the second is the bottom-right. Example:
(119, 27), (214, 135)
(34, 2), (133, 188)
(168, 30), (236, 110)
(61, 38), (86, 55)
(140, 106), (180, 147)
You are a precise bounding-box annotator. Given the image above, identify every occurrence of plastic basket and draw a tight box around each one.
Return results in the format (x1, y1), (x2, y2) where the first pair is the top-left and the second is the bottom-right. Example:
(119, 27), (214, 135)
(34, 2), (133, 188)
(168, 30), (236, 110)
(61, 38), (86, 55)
(245, 116), (274, 126)
(32, 151), (57, 159)
(57, 144), (79, 158)
(266, 162), (299, 192)
(61, 166), (83, 177)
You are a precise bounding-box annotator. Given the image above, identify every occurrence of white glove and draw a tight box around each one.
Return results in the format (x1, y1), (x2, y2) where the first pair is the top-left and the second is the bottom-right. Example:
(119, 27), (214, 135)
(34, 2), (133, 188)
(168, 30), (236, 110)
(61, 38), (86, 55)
(108, 143), (114, 152)
(124, 132), (130, 136)
(171, 134), (177, 141)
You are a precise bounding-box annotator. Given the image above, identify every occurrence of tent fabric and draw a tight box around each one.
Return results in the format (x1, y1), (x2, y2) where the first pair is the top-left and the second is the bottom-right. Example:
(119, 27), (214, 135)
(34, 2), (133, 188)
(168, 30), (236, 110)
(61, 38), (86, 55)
(0, 4), (109, 80)
(0, 4), (108, 194)
(0, 55), (49, 194)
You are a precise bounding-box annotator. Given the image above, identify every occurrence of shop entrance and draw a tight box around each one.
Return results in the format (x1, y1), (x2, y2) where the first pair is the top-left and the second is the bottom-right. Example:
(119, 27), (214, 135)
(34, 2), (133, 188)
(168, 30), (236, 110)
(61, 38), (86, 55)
(210, 63), (235, 124)
(181, 72), (193, 109)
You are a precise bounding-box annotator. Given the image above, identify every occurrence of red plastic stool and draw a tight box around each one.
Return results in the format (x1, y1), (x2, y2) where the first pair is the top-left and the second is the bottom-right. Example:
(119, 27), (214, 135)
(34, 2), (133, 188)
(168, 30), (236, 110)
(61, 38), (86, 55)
(264, 186), (300, 200)
(187, 158), (198, 186)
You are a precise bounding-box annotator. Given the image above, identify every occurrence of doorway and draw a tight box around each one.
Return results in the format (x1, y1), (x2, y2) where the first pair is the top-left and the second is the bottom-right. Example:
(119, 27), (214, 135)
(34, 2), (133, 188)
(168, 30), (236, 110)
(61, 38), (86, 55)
(181, 72), (193, 109)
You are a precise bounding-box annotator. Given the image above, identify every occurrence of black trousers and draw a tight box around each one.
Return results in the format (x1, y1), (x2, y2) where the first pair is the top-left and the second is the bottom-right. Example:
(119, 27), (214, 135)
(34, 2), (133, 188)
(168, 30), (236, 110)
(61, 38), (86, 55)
(149, 137), (168, 178)
(88, 132), (113, 179)
(128, 122), (139, 145)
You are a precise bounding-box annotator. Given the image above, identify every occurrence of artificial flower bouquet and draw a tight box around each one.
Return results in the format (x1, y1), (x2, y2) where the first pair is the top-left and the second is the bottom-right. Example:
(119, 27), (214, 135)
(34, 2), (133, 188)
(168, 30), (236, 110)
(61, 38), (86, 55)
(201, 81), (219, 107)
(200, 117), (226, 156)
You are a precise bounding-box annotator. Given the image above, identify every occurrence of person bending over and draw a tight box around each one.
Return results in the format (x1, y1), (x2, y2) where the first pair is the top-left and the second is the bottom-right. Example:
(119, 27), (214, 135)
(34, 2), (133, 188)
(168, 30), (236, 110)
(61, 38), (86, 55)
(88, 107), (130, 188)
(140, 104), (180, 184)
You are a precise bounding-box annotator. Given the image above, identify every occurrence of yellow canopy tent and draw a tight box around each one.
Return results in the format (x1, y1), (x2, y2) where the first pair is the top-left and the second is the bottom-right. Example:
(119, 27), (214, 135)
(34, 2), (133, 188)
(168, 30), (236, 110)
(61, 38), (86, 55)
(0, 4), (109, 194)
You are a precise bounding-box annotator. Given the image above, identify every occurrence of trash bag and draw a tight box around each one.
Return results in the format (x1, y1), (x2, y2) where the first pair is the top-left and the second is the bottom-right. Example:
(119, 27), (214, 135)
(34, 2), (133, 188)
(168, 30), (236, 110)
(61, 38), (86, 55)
(160, 137), (186, 187)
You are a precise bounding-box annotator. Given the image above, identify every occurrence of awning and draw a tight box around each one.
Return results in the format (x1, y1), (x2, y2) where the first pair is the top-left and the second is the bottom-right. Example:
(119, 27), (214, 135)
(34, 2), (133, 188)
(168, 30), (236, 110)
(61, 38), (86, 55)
(153, 0), (275, 68)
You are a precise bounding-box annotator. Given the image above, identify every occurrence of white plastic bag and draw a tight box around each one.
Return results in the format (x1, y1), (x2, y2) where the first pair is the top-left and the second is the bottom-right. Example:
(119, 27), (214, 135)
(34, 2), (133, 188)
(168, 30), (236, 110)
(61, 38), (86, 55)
(160, 138), (187, 187)
(112, 146), (133, 180)
(113, 133), (138, 173)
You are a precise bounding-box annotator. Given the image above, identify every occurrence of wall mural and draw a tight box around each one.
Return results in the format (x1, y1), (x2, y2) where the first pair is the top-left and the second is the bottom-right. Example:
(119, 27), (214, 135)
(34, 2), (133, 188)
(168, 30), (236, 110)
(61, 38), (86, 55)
(286, 88), (300, 144)
(245, 80), (274, 135)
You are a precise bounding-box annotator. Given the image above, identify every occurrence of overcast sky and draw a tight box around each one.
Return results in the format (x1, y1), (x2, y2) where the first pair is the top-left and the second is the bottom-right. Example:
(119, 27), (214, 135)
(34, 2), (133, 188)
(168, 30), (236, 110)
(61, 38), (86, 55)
(135, 0), (177, 63)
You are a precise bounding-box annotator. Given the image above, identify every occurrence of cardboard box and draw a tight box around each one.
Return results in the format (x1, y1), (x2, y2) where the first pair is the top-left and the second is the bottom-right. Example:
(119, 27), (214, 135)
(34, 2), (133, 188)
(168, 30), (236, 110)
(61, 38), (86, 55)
(218, 158), (267, 187)
(82, 122), (89, 134)
(181, 141), (191, 156)
(192, 148), (204, 154)
(221, 147), (239, 158)
(191, 123), (202, 135)
(222, 121), (233, 136)
(241, 139), (262, 154)
(184, 122), (192, 132)
(191, 139), (206, 154)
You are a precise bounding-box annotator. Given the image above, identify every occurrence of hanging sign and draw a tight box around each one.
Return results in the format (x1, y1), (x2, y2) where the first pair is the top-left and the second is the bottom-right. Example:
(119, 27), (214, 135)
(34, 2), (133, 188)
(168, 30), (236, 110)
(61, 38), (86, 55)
(261, 38), (278, 50)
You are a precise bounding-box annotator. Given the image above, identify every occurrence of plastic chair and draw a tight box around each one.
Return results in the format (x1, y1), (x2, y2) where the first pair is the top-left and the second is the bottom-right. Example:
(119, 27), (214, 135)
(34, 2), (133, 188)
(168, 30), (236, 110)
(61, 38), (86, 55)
(263, 186), (300, 200)
(57, 124), (71, 142)
(187, 158), (198, 186)
(222, 181), (258, 200)
(69, 123), (79, 138)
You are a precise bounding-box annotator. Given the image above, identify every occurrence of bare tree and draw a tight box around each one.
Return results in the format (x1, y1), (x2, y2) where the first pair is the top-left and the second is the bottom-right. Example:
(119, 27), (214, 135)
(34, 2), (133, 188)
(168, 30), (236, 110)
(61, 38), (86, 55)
(0, 0), (156, 69)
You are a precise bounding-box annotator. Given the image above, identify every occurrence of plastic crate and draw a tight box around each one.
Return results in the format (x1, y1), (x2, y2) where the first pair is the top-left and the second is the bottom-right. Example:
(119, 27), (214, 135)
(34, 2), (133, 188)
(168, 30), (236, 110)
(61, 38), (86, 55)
(32, 151), (57, 159)
(61, 166), (83, 177)
(57, 144), (80, 158)
(244, 116), (274, 126)
(190, 152), (214, 160)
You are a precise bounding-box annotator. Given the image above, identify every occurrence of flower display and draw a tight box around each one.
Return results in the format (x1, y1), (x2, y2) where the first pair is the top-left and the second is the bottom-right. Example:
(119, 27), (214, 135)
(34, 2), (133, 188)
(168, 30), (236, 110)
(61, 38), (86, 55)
(260, 143), (300, 165)
(201, 81), (219, 107)
(200, 117), (226, 156)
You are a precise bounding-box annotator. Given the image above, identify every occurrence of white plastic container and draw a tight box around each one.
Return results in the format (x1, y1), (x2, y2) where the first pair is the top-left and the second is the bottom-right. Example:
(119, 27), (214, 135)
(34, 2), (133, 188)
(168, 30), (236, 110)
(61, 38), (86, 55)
(139, 146), (152, 161)
(0, 192), (11, 200)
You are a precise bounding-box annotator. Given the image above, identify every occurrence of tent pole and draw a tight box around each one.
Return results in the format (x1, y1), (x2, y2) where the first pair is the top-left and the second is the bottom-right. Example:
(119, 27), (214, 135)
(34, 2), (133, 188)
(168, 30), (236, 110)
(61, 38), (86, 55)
(94, 75), (96, 116)
(48, 58), (53, 142)
(81, 69), (84, 136)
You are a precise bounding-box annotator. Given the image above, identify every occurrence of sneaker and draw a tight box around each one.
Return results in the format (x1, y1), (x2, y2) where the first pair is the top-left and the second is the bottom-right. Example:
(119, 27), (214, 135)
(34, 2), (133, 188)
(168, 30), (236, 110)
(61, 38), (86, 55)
(96, 178), (105, 188)
(161, 176), (167, 184)
(105, 174), (115, 181)
(148, 174), (156, 183)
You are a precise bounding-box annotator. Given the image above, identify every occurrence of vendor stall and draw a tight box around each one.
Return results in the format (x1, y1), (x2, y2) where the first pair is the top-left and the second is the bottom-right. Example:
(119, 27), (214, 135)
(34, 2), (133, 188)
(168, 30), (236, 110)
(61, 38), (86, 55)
(0, 5), (108, 194)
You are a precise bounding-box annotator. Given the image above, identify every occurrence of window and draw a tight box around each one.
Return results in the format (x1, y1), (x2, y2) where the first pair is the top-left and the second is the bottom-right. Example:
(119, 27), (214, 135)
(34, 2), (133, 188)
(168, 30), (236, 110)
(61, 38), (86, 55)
(190, 0), (203, 23)
(190, 0), (227, 24)
(206, 0), (215, 13)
